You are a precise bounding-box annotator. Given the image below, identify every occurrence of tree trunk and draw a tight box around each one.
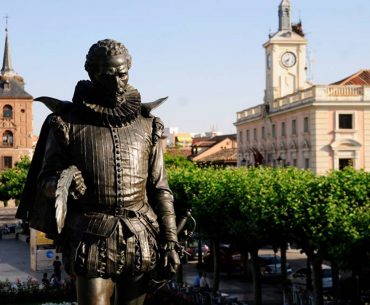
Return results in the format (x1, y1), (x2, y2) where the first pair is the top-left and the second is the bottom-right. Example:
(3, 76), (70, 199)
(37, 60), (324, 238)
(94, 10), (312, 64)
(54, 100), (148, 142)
(176, 263), (184, 284)
(250, 247), (262, 305)
(280, 242), (287, 281)
(306, 256), (313, 291)
(331, 260), (340, 305)
(280, 242), (293, 305)
(197, 235), (203, 269)
(212, 239), (220, 293)
(311, 257), (324, 305)
(242, 249), (250, 281)
(352, 271), (361, 305)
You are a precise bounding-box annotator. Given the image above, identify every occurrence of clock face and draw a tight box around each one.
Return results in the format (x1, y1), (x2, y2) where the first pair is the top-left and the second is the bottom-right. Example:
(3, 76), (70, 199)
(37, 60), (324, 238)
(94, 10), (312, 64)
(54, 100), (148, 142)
(281, 52), (296, 67)
(267, 54), (272, 69)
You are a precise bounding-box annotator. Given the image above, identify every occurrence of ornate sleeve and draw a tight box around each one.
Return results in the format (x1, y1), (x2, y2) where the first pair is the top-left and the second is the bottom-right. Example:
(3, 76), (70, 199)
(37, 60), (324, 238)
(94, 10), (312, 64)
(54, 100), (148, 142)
(37, 115), (70, 197)
(148, 124), (178, 244)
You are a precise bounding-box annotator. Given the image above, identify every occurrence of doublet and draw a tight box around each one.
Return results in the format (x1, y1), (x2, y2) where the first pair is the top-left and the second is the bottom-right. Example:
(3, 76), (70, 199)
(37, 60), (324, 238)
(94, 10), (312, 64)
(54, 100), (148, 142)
(37, 99), (177, 277)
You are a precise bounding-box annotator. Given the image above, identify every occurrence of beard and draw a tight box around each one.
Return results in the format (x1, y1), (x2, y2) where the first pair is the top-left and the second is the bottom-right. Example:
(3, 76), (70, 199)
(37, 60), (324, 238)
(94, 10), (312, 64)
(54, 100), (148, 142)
(98, 83), (127, 107)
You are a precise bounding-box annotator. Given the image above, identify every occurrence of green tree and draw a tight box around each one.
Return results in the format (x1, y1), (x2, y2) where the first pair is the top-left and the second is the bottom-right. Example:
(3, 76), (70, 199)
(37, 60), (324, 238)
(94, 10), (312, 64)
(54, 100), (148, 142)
(314, 168), (370, 304)
(168, 165), (370, 305)
(0, 156), (31, 205)
(164, 153), (195, 170)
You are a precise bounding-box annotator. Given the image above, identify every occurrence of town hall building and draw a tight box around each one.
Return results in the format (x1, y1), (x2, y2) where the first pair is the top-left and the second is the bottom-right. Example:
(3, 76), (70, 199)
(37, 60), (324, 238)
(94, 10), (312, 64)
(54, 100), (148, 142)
(235, 0), (370, 174)
(0, 28), (33, 170)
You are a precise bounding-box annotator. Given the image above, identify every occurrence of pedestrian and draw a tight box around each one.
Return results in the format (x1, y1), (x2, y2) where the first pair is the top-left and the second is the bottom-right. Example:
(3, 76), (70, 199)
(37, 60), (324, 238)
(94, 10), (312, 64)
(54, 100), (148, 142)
(199, 272), (209, 290)
(50, 273), (61, 288)
(53, 255), (62, 281)
(42, 272), (50, 287)
(193, 271), (202, 287)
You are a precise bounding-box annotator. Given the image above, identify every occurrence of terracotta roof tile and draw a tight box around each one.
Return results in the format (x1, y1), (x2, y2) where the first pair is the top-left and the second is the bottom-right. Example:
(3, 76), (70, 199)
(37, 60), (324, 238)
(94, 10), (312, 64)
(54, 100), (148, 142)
(196, 148), (237, 163)
(165, 148), (192, 158)
(331, 69), (370, 86)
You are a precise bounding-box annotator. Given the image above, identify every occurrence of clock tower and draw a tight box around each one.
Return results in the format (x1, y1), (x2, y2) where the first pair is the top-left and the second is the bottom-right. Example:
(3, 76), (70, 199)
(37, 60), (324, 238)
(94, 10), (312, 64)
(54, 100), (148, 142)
(264, 0), (309, 107)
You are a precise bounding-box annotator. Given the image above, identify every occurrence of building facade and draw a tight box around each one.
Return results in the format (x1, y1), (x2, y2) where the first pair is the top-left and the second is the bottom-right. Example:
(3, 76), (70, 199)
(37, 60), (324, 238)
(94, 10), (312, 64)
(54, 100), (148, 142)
(0, 29), (33, 170)
(190, 134), (237, 167)
(235, 0), (370, 174)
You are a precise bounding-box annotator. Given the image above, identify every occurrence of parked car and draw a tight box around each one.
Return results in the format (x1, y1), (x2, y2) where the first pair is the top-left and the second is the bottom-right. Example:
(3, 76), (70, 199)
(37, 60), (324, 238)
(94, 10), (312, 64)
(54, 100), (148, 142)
(288, 264), (333, 289)
(258, 254), (292, 277)
(186, 240), (209, 261)
(203, 243), (242, 274)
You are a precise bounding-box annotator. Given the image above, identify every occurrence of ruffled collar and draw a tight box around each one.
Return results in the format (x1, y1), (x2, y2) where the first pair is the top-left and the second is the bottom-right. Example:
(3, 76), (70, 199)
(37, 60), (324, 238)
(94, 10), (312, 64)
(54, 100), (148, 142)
(72, 80), (141, 127)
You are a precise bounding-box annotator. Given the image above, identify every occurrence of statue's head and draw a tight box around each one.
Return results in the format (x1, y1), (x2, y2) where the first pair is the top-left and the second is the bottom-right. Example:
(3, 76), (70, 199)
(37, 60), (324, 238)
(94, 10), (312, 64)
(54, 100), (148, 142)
(85, 39), (132, 106)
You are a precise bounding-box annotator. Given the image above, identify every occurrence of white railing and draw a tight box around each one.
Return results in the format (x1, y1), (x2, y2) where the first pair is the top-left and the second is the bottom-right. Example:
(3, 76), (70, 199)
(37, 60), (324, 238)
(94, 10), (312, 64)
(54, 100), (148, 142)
(272, 85), (367, 111)
(237, 105), (263, 120)
(237, 85), (369, 122)
(324, 85), (364, 96)
(272, 87), (315, 109)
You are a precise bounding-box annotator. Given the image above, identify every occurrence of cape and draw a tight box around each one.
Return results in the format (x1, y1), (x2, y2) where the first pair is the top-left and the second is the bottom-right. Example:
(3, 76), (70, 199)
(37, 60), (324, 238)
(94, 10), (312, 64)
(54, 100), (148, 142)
(16, 81), (166, 239)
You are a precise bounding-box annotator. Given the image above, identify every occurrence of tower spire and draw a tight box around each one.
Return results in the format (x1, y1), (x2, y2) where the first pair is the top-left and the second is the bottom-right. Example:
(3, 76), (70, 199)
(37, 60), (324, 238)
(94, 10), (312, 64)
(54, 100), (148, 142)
(278, 0), (292, 31)
(2, 16), (15, 76)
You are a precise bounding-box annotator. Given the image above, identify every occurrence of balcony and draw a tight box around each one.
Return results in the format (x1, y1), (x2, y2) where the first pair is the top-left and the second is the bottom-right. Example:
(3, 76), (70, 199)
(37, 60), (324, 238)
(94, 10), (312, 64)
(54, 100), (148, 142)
(271, 85), (370, 112)
(236, 85), (370, 123)
(0, 143), (13, 148)
(236, 105), (263, 124)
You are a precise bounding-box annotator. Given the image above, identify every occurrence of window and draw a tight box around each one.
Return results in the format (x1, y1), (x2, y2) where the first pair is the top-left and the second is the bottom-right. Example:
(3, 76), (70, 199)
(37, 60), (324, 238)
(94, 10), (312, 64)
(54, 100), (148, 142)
(293, 159), (297, 167)
(261, 126), (265, 139)
(303, 117), (309, 133)
(3, 105), (12, 119)
(281, 122), (286, 137)
(272, 124), (276, 138)
(339, 158), (353, 170)
(2, 131), (13, 146)
(339, 114), (353, 129)
(253, 128), (257, 141)
(292, 119), (297, 135)
(304, 158), (310, 169)
(246, 130), (250, 142)
(3, 156), (12, 169)
(239, 131), (243, 144)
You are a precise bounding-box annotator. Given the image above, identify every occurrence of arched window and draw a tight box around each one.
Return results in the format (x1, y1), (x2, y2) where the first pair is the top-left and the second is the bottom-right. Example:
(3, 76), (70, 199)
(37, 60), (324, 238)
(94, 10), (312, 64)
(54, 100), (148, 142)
(2, 131), (13, 146)
(3, 105), (13, 119)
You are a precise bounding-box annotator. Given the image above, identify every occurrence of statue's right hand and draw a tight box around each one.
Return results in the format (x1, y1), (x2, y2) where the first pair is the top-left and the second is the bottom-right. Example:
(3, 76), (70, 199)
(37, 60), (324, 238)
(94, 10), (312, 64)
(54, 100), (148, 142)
(43, 178), (58, 199)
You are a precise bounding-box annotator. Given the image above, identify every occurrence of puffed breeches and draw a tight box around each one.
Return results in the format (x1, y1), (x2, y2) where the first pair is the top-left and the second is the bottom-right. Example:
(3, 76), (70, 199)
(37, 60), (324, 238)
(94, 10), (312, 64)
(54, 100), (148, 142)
(62, 217), (158, 278)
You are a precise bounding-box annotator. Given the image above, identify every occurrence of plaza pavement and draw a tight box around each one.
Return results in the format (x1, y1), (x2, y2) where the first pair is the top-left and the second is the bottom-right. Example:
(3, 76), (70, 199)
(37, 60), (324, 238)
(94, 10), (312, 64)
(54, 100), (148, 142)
(0, 236), (307, 304)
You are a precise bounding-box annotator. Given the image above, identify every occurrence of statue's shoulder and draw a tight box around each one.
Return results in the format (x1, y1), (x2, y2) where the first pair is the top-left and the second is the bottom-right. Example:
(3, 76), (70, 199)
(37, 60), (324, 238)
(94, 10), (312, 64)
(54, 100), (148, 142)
(140, 97), (168, 145)
(140, 97), (168, 118)
(35, 96), (73, 114)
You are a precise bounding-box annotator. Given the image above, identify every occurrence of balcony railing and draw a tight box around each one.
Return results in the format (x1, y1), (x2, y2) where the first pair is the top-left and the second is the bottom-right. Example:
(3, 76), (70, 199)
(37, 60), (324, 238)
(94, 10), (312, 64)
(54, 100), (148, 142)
(236, 105), (263, 121)
(236, 85), (370, 123)
(0, 143), (13, 148)
(326, 85), (364, 96)
(272, 85), (368, 111)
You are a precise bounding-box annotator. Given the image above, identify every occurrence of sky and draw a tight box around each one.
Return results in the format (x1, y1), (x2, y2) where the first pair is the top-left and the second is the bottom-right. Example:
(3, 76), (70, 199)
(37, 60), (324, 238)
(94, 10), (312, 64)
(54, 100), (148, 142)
(3, 0), (370, 135)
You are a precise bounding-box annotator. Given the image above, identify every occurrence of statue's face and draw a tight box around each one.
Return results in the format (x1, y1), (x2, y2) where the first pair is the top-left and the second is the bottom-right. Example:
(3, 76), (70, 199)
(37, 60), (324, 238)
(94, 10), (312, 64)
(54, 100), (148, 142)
(90, 54), (129, 104)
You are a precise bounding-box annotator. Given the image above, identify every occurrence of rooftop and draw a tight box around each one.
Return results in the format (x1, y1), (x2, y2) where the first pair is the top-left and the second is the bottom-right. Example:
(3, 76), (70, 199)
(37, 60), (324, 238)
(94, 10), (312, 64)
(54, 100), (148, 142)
(331, 69), (370, 86)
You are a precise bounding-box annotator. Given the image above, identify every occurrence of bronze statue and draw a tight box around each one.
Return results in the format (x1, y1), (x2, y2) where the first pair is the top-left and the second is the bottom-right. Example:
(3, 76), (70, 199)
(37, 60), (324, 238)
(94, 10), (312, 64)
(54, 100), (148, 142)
(17, 39), (180, 305)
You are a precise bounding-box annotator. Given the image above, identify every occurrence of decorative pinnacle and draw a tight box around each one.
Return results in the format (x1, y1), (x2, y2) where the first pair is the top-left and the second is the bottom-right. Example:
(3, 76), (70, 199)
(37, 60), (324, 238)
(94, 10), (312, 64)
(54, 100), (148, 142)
(1, 16), (15, 76)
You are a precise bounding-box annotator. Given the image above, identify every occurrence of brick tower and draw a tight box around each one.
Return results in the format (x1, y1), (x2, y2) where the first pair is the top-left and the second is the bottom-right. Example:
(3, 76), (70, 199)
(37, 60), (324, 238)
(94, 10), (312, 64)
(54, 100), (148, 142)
(0, 27), (33, 170)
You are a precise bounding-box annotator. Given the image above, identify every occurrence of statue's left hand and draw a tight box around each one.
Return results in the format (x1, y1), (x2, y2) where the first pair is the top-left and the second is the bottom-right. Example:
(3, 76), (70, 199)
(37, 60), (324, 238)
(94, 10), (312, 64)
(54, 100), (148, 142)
(70, 170), (86, 199)
(164, 249), (181, 274)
